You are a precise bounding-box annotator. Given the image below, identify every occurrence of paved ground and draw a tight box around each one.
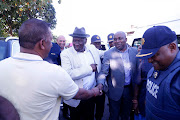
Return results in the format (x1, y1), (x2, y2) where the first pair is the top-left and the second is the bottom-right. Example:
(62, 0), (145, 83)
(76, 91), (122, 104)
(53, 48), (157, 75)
(59, 95), (110, 120)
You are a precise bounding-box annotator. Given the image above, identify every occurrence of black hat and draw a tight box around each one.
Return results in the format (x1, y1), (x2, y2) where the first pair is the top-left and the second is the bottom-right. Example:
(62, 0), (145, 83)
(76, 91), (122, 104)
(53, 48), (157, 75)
(69, 27), (90, 38)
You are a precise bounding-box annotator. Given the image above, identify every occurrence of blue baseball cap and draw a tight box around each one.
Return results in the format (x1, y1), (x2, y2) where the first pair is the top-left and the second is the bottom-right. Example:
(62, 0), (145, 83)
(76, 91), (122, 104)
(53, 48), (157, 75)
(136, 26), (177, 59)
(107, 33), (114, 42)
(91, 35), (102, 43)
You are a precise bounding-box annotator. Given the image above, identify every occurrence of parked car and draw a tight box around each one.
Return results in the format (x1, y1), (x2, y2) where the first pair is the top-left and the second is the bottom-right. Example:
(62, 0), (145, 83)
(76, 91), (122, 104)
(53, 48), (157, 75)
(131, 38), (141, 48)
(0, 37), (6, 41)
(0, 37), (20, 61)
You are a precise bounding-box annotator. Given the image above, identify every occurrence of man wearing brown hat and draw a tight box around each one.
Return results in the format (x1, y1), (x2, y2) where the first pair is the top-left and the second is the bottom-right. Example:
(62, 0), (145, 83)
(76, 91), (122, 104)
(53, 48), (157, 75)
(61, 27), (103, 120)
(136, 26), (180, 120)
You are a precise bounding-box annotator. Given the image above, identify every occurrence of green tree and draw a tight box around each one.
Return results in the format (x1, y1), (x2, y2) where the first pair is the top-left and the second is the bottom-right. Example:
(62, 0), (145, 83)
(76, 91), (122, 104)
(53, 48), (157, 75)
(0, 0), (59, 37)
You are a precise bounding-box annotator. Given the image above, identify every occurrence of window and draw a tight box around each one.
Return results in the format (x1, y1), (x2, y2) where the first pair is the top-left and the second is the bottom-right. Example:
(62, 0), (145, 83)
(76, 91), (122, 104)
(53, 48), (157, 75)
(132, 38), (141, 48)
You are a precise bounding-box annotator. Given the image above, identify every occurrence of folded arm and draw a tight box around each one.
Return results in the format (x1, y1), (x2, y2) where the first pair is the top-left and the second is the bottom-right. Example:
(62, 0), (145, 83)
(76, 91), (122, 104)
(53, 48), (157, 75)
(61, 51), (93, 80)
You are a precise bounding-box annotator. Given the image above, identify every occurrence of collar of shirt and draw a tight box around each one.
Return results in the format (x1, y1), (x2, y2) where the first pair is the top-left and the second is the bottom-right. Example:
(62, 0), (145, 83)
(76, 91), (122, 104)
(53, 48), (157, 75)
(115, 44), (129, 53)
(12, 52), (43, 61)
(115, 45), (131, 85)
(61, 46), (66, 51)
(165, 51), (180, 71)
(72, 44), (90, 54)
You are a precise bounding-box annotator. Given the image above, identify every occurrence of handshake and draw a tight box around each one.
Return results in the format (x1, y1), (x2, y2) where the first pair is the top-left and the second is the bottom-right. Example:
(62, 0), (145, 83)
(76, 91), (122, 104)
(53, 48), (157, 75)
(74, 83), (104, 100)
(91, 84), (103, 97)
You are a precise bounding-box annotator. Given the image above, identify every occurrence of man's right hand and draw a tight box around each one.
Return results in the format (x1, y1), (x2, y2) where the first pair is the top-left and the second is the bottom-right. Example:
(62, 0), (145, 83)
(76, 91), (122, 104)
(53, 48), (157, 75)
(74, 87), (101, 100)
(91, 87), (101, 97)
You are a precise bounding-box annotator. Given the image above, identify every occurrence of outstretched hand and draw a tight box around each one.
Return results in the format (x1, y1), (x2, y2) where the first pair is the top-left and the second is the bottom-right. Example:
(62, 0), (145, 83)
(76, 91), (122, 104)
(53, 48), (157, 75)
(91, 87), (102, 96)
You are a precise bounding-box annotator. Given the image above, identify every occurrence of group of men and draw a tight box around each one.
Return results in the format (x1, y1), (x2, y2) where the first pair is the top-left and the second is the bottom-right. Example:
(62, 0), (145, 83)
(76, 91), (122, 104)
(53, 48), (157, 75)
(0, 18), (179, 120)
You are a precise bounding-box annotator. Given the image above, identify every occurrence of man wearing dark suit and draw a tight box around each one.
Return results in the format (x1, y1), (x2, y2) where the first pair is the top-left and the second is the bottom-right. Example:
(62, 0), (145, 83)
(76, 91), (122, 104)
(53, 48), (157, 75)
(97, 31), (139, 120)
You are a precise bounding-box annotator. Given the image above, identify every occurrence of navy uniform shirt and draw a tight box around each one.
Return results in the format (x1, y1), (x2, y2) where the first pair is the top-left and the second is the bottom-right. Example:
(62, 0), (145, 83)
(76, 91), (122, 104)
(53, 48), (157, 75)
(44, 43), (61, 65)
(140, 59), (152, 81)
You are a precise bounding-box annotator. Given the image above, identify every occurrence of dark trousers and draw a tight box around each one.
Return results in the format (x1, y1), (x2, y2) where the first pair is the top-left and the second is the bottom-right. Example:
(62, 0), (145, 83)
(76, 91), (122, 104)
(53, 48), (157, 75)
(62, 102), (69, 116)
(138, 81), (147, 116)
(69, 97), (95, 120)
(95, 92), (105, 120)
(109, 86), (132, 120)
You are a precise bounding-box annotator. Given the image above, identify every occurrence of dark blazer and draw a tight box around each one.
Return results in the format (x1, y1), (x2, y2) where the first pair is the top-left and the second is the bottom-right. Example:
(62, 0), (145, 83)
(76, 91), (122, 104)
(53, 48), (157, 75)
(98, 46), (139, 101)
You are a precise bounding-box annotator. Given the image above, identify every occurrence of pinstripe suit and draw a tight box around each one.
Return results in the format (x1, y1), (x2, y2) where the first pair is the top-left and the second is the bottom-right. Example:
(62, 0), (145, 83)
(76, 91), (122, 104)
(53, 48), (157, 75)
(98, 46), (139, 120)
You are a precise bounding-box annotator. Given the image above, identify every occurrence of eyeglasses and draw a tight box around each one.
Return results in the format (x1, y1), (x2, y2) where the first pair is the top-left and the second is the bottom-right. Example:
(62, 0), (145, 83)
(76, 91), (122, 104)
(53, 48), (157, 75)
(114, 37), (124, 41)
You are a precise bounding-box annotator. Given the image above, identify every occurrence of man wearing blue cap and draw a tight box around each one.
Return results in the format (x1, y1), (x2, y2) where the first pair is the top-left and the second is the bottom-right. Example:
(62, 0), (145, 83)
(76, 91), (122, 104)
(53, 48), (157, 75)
(61, 27), (103, 120)
(107, 33), (114, 48)
(136, 25), (180, 120)
(91, 34), (106, 120)
(91, 35), (102, 50)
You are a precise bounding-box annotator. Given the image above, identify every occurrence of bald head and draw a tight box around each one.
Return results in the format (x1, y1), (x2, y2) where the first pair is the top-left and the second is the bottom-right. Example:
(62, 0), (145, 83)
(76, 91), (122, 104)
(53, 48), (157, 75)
(57, 35), (65, 41)
(114, 31), (126, 38)
(56, 35), (66, 50)
(114, 31), (127, 51)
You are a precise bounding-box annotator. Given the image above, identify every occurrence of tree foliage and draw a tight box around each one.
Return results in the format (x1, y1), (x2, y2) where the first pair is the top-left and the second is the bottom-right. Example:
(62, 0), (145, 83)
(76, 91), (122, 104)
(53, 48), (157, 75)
(0, 0), (59, 37)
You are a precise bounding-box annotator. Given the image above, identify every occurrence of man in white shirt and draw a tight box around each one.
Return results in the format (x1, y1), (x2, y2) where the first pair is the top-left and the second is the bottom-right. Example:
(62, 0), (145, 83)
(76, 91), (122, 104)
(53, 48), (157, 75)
(0, 18), (101, 120)
(61, 27), (103, 120)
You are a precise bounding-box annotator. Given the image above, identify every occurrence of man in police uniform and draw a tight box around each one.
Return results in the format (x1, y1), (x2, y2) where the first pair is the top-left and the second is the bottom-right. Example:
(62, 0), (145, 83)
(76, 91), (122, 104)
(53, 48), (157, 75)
(136, 26), (180, 120)
(91, 35), (106, 120)
(91, 35), (106, 51)
(44, 42), (61, 65)
(107, 33), (114, 48)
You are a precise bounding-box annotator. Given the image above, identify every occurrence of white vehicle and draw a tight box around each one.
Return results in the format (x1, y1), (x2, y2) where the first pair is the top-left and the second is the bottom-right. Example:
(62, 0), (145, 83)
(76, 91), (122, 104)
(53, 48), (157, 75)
(0, 37), (20, 61)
